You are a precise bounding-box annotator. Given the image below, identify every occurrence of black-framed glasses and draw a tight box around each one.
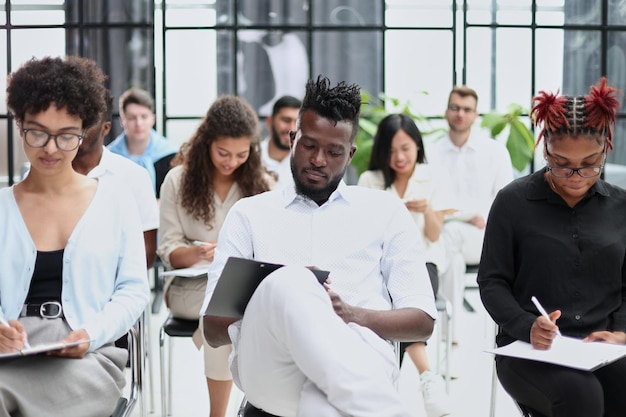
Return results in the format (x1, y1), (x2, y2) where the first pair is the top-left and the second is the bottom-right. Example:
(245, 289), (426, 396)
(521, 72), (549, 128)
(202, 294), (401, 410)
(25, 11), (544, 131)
(22, 128), (83, 152)
(545, 148), (606, 178)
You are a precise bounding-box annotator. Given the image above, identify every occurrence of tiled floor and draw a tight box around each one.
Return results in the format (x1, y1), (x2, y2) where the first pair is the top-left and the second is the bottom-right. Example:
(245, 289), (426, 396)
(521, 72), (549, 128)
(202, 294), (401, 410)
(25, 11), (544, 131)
(128, 273), (521, 417)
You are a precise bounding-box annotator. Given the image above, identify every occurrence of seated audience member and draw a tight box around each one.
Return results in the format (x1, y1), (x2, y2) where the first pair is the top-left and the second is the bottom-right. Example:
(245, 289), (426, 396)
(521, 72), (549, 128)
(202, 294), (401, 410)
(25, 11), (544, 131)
(202, 76), (437, 417)
(73, 90), (159, 269)
(478, 77), (626, 417)
(426, 86), (513, 343)
(107, 86), (178, 197)
(260, 95), (302, 188)
(0, 56), (149, 417)
(358, 113), (452, 417)
(157, 95), (273, 417)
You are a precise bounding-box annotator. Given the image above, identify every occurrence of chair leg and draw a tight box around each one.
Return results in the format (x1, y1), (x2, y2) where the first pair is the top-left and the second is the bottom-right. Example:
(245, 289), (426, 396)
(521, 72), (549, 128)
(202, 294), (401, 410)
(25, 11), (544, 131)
(143, 309), (155, 414)
(443, 302), (452, 393)
(159, 326), (167, 417)
(168, 335), (173, 415)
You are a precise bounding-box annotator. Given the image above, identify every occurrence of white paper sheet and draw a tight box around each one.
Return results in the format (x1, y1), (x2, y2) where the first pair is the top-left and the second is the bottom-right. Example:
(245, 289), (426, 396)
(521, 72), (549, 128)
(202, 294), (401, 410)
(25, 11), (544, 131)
(485, 336), (626, 371)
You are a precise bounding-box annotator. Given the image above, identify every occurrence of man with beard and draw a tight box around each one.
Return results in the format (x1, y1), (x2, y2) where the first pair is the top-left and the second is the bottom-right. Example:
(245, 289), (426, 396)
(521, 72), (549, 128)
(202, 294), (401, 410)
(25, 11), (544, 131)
(261, 95), (302, 188)
(201, 76), (437, 417)
(73, 91), (159, 269)
(426, 86), (513, 344)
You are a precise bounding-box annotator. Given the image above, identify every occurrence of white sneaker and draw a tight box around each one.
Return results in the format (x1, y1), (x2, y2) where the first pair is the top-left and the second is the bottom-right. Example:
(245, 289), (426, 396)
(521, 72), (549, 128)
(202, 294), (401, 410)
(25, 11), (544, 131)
(420, 370), (452, 417)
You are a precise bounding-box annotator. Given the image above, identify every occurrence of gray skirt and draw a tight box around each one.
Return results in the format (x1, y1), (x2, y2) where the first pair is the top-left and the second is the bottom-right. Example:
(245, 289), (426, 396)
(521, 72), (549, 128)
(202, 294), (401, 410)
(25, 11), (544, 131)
(0, 317), (127, 417)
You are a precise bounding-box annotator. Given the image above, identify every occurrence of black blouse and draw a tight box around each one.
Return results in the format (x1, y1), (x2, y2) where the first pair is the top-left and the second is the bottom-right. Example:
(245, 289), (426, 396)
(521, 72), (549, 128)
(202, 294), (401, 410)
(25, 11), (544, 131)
(26, 249), (64, 304)
(478, 169), (626, 347)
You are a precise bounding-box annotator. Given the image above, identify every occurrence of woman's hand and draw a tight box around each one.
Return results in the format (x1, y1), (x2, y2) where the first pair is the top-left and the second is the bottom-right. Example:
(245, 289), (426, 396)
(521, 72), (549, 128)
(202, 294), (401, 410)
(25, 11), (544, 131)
(583, 330), (626, 345)
(195, 241), (217, 262)
(0, 320), (28, 353)
(405, 199), (430, 213)
(49, 329), (91, 359)
(530, 309), (561, 350)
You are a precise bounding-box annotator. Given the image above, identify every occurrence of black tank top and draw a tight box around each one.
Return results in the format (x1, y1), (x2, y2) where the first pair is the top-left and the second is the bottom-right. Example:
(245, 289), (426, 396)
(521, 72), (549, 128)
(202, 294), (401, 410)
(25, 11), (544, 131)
(26, 249), (64, 303)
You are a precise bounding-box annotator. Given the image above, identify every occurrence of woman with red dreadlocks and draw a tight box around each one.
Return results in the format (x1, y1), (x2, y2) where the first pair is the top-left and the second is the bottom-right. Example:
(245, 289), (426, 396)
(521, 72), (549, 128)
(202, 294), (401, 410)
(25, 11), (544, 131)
(477, 77), (626, 417)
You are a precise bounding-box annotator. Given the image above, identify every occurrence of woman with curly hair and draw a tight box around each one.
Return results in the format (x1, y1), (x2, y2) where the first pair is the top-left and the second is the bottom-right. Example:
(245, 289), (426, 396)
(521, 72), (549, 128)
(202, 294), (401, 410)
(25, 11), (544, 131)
(0, 56), (149, 416)
(157, 95), (273, 417)
(478, 77), (626, 417)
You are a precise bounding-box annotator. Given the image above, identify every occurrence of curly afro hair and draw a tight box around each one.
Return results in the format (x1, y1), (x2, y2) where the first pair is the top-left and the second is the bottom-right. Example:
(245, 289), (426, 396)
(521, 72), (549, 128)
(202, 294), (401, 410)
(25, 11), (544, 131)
(6, 55), (108, 130)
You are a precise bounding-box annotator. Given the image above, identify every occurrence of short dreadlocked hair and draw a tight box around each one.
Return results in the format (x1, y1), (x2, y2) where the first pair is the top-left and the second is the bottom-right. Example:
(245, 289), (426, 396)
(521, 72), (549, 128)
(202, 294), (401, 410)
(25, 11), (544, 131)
(531, 77), (621, 150)
(299, 75), (362, 142)
(6, 56), (108, 130)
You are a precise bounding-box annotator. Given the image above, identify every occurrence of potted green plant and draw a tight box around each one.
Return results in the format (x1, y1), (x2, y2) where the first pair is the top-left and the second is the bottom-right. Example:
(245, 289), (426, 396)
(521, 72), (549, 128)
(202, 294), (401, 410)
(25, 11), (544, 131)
(480, 103), (536, 172)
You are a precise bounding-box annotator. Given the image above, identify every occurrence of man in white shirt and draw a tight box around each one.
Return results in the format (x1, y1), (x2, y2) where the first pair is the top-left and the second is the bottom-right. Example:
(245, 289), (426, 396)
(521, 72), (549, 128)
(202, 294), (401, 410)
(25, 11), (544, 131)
(202, 76), (437, 417)
(73, 91), (159, 269)
(260, 95), (301, 188)
(426, 86), (514, 342)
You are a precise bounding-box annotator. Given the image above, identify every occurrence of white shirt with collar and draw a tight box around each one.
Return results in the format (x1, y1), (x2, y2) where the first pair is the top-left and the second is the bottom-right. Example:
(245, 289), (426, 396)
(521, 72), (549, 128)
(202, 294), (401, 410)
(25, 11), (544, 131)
(202, 181), (437, 317)
(260, 138), (294, 190)
(426, 131), (513, 220)
(87, 147), (159, 232)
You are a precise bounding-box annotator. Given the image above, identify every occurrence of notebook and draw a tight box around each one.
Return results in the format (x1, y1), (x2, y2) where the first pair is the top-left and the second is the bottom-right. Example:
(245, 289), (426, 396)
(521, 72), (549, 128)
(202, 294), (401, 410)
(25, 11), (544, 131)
(0, 339), (93, 360)
(485, 336), (626, 371)
(204, 257), (330, 318)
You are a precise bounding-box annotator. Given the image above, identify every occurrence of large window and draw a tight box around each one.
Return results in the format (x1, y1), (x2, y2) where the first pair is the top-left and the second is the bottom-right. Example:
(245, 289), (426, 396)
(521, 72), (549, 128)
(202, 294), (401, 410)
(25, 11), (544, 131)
(2, 0), (625, 186)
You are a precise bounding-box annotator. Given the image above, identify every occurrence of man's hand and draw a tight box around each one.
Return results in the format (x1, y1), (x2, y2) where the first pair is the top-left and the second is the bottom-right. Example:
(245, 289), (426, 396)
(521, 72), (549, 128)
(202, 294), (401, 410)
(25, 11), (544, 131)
(50, 329), (91, 359)
(530, 310), (561, 350)
(0, 320), (28, 353)
(327, 289), (360, 324)
(584, 330), (626, 345)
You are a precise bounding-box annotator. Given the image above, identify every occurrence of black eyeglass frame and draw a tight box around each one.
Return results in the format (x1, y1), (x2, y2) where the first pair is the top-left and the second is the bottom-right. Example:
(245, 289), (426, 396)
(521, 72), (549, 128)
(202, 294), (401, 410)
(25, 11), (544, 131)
(544, 145), (607, 178)
(22, 128), (84, 152)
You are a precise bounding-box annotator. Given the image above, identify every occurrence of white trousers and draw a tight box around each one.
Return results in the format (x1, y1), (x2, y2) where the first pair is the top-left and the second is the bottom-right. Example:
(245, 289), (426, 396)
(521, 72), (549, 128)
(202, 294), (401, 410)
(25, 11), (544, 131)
(440, 221), (485, 340)
(229, 265), (410, 417)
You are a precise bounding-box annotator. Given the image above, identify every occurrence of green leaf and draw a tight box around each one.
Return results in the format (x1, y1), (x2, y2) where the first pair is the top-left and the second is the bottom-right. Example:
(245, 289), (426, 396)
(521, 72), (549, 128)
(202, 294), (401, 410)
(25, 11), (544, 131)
(351, 139), (373, 175)
(507, 119), (536, 171)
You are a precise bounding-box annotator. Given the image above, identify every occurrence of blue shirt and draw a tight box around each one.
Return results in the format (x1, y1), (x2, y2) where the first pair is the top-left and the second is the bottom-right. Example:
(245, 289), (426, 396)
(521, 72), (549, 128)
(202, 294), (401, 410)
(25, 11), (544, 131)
(0, 178), (150, 351)
(107, 129), (178, 194)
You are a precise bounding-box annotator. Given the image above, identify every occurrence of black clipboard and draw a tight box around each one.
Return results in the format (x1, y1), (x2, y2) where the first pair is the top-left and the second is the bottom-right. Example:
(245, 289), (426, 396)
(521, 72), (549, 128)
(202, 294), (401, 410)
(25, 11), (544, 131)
(204, 257), (329, 318)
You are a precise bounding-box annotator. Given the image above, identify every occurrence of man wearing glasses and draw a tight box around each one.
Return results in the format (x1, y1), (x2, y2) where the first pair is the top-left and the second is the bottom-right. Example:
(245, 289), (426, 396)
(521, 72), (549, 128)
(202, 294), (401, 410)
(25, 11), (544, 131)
(426, 86), (514, 344)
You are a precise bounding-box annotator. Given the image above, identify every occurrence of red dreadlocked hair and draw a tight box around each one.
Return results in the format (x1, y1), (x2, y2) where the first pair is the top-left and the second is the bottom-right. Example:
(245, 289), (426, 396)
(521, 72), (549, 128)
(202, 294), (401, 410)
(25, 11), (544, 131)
(531, 77), (621, 150)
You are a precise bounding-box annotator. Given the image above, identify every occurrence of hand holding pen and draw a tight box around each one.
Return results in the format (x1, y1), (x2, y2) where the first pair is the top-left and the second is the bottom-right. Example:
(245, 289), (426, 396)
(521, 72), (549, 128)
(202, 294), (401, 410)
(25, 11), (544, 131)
(0, 317), (31, 352)
(193, 240), (217, 262)
(530, 296), (561, 350)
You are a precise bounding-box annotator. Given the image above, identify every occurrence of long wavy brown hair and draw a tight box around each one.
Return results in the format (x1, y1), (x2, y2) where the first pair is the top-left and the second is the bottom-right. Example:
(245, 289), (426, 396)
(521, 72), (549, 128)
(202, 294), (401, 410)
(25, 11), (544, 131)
(172, 95), (271, 227)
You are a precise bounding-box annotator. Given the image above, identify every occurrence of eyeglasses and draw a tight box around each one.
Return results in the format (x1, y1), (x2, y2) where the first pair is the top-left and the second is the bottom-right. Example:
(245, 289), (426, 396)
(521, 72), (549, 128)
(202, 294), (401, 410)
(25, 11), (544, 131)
(545, 148), (606, 178)
(447, 104), (475, 114)
(22, 128), (83, 152)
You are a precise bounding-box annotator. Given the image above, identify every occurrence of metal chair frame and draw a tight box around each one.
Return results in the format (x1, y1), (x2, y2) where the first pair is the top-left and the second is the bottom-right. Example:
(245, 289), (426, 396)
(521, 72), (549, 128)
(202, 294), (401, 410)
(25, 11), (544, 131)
(159, 314), (200, 417)
(111, 323), (144, 417)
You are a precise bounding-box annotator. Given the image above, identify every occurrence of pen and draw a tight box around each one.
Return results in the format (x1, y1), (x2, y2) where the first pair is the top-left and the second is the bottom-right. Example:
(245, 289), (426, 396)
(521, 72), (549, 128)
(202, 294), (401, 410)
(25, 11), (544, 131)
(0, 317), (31, 349)
(192, 240), (210, 246)
(531, 296), (562, 336)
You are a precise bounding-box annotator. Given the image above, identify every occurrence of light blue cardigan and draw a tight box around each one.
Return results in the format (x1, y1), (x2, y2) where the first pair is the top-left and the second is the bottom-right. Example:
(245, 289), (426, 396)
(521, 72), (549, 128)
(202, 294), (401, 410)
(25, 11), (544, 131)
(0, 177), (150, 351)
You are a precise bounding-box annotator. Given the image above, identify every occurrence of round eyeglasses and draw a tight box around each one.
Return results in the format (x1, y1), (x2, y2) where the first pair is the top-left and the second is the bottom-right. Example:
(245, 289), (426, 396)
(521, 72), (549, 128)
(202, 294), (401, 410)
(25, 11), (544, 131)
(23, 128), (83, 152)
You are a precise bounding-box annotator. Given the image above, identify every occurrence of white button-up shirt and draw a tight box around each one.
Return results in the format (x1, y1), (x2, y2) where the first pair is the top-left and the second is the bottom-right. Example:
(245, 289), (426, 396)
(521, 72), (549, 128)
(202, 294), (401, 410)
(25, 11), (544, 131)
(201, 181), (437, 318)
